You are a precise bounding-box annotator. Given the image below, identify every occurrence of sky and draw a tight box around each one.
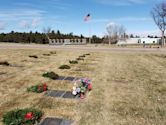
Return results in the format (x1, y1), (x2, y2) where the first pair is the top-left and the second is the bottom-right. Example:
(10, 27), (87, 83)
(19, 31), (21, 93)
(0, 0), (164, 37)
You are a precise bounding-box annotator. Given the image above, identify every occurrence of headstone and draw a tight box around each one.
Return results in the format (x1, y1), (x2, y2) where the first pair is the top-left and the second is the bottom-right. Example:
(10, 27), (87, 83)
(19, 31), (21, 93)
(57, 76), (67, 80)
(38, 117), (73, 125)
(46, 90), (79, 99)
(62, 91), (79, 99)
(64, 77), (76, 81)
(57, 76), (80, 82)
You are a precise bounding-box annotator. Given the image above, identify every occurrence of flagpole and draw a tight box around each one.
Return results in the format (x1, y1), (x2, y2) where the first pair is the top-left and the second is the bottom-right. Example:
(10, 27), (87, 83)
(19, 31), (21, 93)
(84, 13), (91, 44)
(89, 21), (91, 44)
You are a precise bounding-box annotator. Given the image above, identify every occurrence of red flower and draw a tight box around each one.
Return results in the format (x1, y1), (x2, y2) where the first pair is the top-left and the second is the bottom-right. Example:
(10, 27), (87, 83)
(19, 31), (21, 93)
(43, 83), (47, 87)
(43, 83), (47, 91)
(43, 86), (47, 91)
(24, 112), (33, 120)
(88, 84), (92, 91)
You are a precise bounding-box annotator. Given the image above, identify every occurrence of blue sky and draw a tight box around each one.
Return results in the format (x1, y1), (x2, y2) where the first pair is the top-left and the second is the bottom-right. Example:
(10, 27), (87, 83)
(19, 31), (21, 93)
(0, 0), (164, 37)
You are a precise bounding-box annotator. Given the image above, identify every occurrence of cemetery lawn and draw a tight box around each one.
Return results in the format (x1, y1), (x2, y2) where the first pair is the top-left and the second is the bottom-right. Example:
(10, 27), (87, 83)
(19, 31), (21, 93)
(0, 48), (166, 125)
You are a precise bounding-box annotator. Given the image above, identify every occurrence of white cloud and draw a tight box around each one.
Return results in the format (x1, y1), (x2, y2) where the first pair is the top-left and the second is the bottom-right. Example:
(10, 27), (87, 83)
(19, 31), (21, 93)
(117, 17), (152, 22)
(93, 0), (157, 6)
(0, 21), (6, 30)
(32, 18), (41, 28)
(19, 20), (30, 29)
(0, 9), (45, 21)
(19, 18), (42, 29)
(91, 17), (152, 24)
(91, 19), (109, 23)
(128, 30), (161, 37)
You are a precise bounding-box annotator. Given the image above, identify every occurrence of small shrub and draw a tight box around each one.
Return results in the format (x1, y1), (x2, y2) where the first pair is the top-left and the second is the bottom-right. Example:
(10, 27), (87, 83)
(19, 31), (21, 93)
(59, 65), (71, 69)
(0, 61), (10, 66)
(85, 53), (90, 56)
(27, 83), (48, 93)
(43, 54), (51, 56)
(50, 51), (56, 54)
(3, 108), (43, 125)
(69, 60), (78, 64)
(42, 72), (59, 80)
(29, 55), (38, 58)
(76, 58), (84, 61)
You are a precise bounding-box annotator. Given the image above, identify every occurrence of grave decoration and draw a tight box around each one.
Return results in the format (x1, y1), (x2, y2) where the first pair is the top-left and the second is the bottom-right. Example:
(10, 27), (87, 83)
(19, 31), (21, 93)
(27, 83), (48, 93)
(72, 78), (92, 99)
(0, 61), (10, 66)
(76, 58), (84, 61)
(59, 65), (71, 69)
(29, 55), (38, 58)
(50, 51), (56, 54)
(3, 108), (43, 125)
(85, 53), (90, 56)
(79, 55), (86, 58)
(43, 54), (51, 56)
(42, 72), (59, 80)
(69, 60), (78, 64)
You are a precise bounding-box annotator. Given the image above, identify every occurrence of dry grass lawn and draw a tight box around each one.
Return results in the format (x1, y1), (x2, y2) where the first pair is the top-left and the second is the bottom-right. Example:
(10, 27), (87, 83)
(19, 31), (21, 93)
(0, 48), (166, 125)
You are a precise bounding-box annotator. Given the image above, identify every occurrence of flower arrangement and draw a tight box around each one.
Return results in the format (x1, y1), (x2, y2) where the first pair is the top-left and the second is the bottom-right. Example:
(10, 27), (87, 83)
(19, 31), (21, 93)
(50, 51), (56, 54)
(43, 54), (51, 56)
(3, 108), (43, 125)
(59, 65), (71, 69)
(29, 55), (38, 58)
(42, 72), (59, 80)
(79, 55), (86, 58)
(27, 83), (48, 93)
(72, 78), (92, 99)
(85, 53), (90, 56)
(0, 61), (10, 66)
(69, 60), (78, 64)
(76, 57), (84, 61)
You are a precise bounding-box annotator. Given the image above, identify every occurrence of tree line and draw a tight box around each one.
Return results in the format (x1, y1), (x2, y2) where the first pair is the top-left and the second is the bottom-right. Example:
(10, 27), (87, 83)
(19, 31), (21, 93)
(0, 30), (103, 44)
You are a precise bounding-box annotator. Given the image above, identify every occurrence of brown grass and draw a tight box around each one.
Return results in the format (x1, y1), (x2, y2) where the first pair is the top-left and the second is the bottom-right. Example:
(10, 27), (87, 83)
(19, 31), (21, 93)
(0, 47), (166, 125)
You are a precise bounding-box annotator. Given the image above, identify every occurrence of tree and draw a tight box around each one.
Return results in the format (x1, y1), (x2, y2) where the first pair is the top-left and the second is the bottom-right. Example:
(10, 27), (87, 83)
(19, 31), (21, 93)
(106, 23), (126, 44)
(43, 27), (51, 42)
(151, 1), (166, 47)
(130, 34), (134, 38)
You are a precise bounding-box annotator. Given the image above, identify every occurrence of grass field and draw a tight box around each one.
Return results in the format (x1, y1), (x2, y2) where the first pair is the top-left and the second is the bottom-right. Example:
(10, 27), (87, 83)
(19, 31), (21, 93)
(0, 47), (166, 125)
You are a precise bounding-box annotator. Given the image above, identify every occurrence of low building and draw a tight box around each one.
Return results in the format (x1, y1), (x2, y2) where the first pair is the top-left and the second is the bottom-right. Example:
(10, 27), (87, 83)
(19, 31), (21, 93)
(117, 38), (161, 45)
(138, 38), (161, 44)
(49, 39), (87, 45)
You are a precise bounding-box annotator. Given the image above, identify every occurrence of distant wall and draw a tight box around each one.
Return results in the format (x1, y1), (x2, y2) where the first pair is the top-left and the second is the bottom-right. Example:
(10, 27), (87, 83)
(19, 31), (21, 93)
(49, 39), (87, 45)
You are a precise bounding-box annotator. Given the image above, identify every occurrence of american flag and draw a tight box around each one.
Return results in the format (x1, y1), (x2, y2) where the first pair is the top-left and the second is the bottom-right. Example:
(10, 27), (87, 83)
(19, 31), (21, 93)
(84, 13), (91, 22)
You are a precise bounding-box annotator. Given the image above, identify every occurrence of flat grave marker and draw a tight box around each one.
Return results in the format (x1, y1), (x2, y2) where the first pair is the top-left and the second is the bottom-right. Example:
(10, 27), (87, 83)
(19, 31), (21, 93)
(45, 90), (79, 99)
(39, 117), (73, 125)
(57, 76), (80, 82)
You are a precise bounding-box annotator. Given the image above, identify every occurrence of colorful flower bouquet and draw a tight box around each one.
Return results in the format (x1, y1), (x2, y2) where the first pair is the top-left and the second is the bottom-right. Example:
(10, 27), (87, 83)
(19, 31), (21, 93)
(72, 78), (92, 99)
(27, 83), (48, 93)
(3, 108), (43, 125)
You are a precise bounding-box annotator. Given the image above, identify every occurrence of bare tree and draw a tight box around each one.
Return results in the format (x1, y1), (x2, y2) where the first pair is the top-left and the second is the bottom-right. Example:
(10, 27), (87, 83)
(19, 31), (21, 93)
(106, 23), (126, 44)
(43, 27), (51, 42)
(118, 25), (126, 40)
(151, 1), (166, 47)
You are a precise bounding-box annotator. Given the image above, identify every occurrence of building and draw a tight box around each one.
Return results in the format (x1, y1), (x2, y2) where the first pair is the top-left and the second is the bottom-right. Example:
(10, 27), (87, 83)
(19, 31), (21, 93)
(117, 38), (161, 45)
(138, 38), (161, 44)
(49, 39), (87, 45)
